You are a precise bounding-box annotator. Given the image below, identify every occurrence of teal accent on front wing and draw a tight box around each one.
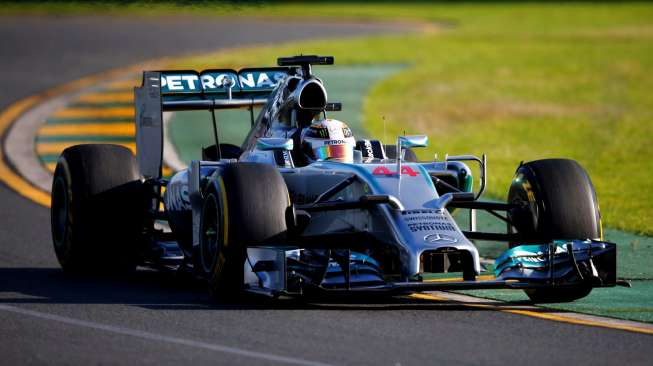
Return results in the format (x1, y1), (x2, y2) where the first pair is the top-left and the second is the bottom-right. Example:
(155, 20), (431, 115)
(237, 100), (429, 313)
(453, 205), (653, 278)
(494, 240), (616, 284)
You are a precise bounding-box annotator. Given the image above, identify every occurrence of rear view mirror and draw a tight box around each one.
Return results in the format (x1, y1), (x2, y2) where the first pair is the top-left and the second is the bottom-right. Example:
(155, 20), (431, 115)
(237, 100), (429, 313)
(398, 135), (428, 149)
(257, 138), (294, 151)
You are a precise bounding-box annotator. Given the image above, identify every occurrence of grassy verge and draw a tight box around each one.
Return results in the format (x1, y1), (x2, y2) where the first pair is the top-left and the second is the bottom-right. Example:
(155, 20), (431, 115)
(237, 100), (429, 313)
(168, 3), (653, 235)
(6, 2), (652, 234)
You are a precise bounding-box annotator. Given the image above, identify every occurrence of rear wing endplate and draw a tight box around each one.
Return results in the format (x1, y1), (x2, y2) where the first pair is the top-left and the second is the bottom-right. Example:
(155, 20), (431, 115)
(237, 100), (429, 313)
(134, 71), (164, 179)
(134, 67), (290, 178)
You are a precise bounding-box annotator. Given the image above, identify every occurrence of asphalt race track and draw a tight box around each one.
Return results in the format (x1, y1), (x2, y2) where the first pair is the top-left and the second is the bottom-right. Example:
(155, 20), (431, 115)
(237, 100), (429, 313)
(1, 16), (651, 365)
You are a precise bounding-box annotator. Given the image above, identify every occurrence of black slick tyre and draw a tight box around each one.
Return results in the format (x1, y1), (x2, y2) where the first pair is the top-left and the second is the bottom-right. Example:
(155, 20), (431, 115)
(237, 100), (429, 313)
(507, 158), (601, 303)
(199, 163), (289, 299)
(50, 144), (148, 273)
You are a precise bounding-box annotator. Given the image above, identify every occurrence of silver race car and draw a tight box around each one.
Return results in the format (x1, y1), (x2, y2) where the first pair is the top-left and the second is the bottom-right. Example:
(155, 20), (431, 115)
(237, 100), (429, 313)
(50, 55), (623, 303)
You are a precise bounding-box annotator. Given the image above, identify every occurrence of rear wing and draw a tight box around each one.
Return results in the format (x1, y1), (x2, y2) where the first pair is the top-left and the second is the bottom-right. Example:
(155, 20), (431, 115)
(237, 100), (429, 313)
(134, 67), (290, 178)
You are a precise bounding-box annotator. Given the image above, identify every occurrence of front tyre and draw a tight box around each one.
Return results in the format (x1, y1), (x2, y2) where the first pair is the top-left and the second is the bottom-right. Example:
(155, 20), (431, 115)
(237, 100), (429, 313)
(199, 163), (290, 299)
(507, 158), (601, 303)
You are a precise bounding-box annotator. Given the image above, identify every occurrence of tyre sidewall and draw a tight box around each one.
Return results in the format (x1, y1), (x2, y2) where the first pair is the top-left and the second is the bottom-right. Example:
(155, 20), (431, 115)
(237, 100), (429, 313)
(51, 156), (79, 269)
(508, 159), (601, 244)
(508, 166), (544, 244)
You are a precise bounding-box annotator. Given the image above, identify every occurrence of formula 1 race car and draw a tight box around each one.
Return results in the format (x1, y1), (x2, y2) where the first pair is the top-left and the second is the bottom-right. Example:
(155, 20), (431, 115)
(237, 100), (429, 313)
(50, 55), (622, 303)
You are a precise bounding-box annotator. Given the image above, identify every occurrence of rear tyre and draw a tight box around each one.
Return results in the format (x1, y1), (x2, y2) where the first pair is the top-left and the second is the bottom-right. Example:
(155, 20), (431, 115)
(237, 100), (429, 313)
(199, 163), (290, 299)
(384, 144), (418, 162)
(51, 144), (148, 273)
(507, 158), (601, 303)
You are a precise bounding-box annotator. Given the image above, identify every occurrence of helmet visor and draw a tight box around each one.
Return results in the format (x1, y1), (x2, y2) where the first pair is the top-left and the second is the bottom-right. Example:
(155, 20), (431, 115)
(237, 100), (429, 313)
(313, 144), (353, 163)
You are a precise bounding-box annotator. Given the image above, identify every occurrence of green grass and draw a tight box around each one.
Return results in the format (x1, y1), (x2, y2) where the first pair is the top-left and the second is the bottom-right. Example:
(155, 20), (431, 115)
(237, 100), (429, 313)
(167, 3), (653, 235)
(457, 281), (653, 324)
(7, 2), (652, 234)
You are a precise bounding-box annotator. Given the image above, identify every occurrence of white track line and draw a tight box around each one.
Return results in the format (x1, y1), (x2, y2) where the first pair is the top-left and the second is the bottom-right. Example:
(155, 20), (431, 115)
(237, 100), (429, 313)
(0, 304), (334, 366)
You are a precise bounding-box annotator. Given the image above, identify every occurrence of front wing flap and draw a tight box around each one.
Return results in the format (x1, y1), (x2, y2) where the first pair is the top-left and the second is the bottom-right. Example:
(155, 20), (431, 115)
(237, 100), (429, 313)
(243, 240), (617, 297)
(494, 240), (616, 287)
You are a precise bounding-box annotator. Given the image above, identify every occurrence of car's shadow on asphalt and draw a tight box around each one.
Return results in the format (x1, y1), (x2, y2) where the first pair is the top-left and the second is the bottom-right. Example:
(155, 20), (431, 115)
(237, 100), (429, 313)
(0, 267), (547, 313)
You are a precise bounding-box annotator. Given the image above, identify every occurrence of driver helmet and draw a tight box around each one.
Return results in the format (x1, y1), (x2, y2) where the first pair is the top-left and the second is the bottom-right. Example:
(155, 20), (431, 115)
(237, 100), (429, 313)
(301, 119), (356, 163)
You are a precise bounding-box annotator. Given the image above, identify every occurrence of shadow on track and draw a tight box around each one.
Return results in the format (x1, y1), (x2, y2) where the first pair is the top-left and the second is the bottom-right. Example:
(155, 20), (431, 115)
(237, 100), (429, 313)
(0, 267), (550, 313)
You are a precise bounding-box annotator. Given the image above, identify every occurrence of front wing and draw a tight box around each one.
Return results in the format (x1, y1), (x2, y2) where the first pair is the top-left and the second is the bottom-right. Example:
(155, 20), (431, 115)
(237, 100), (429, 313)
(243, 240), (617, 297)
